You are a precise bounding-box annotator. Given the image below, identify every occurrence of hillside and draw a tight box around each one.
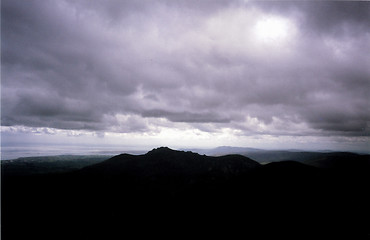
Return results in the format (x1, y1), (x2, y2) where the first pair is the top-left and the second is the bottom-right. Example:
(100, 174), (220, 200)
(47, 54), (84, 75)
(2, 147), (369, 239)
(303, 152), (370, 170)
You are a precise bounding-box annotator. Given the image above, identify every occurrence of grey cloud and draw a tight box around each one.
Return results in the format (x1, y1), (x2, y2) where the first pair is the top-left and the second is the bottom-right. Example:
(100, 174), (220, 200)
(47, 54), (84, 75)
(253, 1), (370, 36)
(300, 2), (370, 36)
(141, 109), (230, 123)
(2, 0), (370, 139)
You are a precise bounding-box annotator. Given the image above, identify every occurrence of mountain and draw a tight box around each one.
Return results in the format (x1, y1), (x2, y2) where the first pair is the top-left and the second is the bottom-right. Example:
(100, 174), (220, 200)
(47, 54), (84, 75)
(2, 147), (369, 239)
(80, 147), (260, 178)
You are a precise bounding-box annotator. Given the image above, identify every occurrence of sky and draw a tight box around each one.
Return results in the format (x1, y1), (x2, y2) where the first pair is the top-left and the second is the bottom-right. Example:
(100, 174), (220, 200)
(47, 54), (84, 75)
(1, 1), (370, 153)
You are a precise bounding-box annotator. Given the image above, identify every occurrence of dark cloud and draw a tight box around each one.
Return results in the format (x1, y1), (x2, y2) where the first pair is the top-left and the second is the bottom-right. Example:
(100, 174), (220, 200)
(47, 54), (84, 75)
(1, 0), (369, 141)
(141, 109), (230, 123)
(300, 2), (370, 36)
(253, 1), (370, 36)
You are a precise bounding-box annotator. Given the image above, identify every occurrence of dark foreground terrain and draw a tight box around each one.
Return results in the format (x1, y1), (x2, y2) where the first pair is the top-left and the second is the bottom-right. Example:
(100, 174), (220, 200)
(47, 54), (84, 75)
(2, 147), (370, 239)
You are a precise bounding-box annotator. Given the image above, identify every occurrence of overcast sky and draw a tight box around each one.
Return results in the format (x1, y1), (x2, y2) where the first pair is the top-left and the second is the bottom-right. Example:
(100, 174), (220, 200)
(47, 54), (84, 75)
(2, 1), (370, 152)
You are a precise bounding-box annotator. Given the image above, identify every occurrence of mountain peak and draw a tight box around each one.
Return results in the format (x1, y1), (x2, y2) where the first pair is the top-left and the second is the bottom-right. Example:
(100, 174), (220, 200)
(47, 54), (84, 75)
(146, 147), (177, 155)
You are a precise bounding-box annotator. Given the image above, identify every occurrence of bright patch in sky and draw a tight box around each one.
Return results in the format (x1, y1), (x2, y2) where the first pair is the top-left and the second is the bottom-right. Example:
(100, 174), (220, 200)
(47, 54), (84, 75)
(254, 16), (294, 44)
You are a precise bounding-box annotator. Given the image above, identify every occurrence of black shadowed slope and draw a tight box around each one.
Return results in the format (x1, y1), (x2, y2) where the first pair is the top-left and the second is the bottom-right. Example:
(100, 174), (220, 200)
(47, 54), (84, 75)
(303, 152), (370, 170)
(2, 147), (369, 239)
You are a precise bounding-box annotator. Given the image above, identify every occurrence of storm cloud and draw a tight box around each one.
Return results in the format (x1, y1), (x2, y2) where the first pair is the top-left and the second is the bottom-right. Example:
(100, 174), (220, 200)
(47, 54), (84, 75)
(2, 1), (370, 142)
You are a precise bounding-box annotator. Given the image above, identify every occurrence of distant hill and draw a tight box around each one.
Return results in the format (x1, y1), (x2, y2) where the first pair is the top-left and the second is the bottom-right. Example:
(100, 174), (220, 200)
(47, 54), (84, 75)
(196, 146), (262, 155)
(2, 147), (369, 239)
(1, 155), (111, 175)
(245, 150), (324, 163)
(193, 147), (370, 166)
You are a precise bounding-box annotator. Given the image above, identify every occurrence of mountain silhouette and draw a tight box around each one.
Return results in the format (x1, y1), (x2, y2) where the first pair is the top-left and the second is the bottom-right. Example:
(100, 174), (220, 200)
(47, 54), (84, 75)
(2, 147), (369, 239)
(80, 147), (260, 178)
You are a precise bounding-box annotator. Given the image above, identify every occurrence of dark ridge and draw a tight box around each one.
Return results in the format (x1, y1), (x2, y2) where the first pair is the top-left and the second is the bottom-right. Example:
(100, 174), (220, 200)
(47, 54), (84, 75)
(303, 152), (370, 170)
(78, 147), (260, 179)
